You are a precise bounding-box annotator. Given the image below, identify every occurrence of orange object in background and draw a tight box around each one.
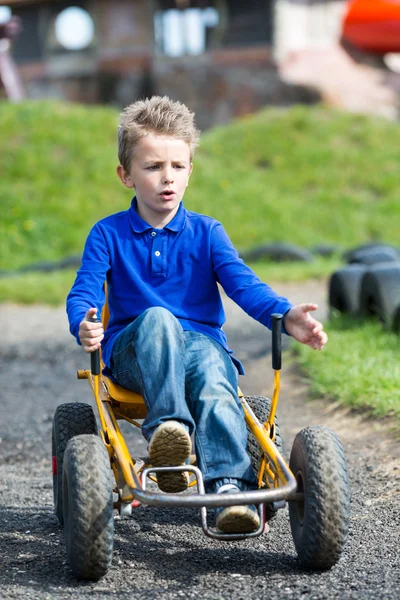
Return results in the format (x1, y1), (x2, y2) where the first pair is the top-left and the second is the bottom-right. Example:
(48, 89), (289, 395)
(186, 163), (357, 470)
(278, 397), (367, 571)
(343, 0), (400, 54)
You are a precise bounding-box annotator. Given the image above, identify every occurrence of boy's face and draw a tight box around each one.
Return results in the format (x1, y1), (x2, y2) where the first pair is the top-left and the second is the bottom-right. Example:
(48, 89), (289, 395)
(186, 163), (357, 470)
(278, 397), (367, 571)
(117, 132), (193, 226)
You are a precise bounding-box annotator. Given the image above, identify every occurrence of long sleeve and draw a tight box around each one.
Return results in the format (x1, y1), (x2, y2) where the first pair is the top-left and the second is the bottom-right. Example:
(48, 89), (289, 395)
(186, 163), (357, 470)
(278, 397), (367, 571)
(210, 222), (293, 331)
(66, 223), (110, 344)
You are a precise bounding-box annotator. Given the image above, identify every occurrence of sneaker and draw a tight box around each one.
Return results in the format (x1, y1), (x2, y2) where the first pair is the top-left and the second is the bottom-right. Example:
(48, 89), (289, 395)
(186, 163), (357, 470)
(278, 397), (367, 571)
(148, 421), (191, 493)
(215, 484), (261, 534)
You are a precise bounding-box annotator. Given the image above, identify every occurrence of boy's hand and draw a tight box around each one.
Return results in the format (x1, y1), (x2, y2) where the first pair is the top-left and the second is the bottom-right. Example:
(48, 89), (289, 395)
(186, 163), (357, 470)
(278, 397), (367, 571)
(283, 304), (328, 350)
(79, 308), (104, 353)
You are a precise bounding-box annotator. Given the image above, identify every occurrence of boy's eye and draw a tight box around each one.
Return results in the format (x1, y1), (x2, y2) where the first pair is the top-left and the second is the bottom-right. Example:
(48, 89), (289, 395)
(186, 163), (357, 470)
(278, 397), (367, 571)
(146, 164), (185, 171)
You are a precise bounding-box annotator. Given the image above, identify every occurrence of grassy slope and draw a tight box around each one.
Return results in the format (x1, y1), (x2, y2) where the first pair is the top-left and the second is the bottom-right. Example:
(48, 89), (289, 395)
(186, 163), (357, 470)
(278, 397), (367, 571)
(189, 106), (400, 250)
(0, 101), (122, 270)
(1, 101), (400, 424)
(1, 101), (400, 271)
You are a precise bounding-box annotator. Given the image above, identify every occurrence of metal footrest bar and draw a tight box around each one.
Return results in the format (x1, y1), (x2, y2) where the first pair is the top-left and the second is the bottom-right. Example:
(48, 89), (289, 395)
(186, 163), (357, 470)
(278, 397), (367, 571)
(200, 504), (266, 541)
(141, 464), (267, 541)
(135, 453), (296, 508)
(141, 465), (203, 497)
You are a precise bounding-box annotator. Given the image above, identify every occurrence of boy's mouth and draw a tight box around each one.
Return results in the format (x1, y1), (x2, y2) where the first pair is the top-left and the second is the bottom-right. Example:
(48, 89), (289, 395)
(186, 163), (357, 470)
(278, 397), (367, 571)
(160, 190), (176, 200)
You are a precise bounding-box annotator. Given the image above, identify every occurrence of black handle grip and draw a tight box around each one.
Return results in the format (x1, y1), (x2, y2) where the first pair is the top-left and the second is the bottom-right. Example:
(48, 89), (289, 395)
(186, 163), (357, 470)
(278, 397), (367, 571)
(88, 316), (101, 375)
(271, 313), (283, 371)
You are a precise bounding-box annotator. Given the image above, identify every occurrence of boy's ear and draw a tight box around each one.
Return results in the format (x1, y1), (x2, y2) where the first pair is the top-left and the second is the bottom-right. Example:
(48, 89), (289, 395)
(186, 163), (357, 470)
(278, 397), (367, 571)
(186, 163), (193, 187)
(116, 165), (135, 189)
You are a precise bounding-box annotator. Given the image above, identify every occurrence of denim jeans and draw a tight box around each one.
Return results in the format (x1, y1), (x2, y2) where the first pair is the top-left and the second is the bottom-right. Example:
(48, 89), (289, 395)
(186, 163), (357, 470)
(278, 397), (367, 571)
(110, 307), (257, 490)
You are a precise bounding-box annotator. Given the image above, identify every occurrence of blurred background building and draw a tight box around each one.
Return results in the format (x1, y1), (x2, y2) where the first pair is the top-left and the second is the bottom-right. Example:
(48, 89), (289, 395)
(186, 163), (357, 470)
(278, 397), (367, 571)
(1, 0), (399, 126)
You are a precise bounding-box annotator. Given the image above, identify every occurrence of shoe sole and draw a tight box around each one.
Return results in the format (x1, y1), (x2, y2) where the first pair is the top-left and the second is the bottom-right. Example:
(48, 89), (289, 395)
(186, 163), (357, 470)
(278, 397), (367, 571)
(216, 505), (261, 534)
(148, 421), (191, 493)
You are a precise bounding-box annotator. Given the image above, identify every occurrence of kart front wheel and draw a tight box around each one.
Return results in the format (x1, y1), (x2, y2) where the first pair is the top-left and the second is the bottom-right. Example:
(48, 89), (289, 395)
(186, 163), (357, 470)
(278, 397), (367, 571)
(289, 426), (350, 570)
(52, 403), (98, 525)
(63, 434), (114, 580)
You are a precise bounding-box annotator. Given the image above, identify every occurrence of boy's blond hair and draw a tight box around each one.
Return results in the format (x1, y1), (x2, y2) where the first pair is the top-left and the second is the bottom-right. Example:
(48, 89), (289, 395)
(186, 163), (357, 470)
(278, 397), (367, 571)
(118, 96), (200, 171)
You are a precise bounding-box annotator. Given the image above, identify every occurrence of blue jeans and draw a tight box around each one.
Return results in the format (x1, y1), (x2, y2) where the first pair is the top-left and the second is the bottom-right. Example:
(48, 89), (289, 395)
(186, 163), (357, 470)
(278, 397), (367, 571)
(110, 307), (256, 490)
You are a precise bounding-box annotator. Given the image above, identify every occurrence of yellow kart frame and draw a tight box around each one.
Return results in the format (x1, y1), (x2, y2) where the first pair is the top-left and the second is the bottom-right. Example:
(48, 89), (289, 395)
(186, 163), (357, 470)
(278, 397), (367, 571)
(58, 291), (350, 580)
(77, 300), (297, 541)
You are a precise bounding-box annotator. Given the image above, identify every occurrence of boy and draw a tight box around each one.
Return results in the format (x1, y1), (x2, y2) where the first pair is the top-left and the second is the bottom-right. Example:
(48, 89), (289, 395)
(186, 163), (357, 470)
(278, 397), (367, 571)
(67, 96), (327, 535)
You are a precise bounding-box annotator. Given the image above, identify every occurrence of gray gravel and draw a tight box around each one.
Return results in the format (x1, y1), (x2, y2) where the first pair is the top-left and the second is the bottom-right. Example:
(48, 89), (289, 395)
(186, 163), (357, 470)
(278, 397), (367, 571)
(0, 281), (399, 599)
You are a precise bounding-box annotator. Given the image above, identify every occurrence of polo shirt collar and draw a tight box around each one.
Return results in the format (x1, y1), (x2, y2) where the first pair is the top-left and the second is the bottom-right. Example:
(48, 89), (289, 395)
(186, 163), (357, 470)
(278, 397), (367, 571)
(128, 197), (186, 233)
(164, 200), (186, 232)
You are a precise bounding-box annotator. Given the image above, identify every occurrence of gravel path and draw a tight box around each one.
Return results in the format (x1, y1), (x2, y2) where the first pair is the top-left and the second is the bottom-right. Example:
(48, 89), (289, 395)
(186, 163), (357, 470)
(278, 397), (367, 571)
(0, 281), (399, 599)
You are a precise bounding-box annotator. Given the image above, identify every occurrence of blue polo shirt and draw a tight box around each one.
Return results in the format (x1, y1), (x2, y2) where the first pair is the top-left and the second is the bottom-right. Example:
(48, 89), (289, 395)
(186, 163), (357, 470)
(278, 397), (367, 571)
(66, 198), (293, 374)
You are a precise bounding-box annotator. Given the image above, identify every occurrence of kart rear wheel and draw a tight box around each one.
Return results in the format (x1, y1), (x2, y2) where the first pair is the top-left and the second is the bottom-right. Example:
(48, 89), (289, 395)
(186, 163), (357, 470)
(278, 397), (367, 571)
(52, 403), (97, 525)
(245, 395), (283, 521)
(289, 426), (350, 570)
(63, 434), (114, 580)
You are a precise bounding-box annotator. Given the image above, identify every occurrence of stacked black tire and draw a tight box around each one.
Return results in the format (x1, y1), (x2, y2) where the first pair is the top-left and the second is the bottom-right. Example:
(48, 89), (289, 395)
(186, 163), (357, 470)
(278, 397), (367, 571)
(329, 244), (400, 330)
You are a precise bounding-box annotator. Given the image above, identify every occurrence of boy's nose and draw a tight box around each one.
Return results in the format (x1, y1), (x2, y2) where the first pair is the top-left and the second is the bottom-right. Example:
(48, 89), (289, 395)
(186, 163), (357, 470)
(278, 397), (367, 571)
(163, 168), (174, 183)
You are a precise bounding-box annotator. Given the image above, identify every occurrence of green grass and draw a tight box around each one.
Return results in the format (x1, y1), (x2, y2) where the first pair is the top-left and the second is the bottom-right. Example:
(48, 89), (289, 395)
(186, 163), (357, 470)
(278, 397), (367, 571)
(295, 313), (400, 423)
(0, 258), (339, 306)
(2, 100), (399, 424)
(189, 107), (400, 250)
(0, 270), (77, 306)
(1, 101), (400, 272)
(1, 101), (123, 271)
(250, 255), (341, 283)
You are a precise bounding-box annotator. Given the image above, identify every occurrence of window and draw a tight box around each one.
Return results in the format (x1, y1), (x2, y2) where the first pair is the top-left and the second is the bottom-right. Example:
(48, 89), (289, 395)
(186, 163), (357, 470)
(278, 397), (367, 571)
(0, 6), (11, 25)
(6, 2), (96, 64)
(9, 5), (42, 63)
(54, 6), (94, 51)
(154, 7), (219, 56)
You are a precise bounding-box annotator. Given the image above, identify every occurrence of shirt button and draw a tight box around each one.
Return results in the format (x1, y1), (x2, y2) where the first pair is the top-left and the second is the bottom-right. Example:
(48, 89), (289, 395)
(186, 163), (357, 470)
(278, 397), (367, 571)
(151, 231), (156, 237)
(155, 250), (161, 257)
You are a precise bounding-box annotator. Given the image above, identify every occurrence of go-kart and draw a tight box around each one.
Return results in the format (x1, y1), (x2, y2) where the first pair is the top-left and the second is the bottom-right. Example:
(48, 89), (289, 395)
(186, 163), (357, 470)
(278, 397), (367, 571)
(52, 297), (350, 580)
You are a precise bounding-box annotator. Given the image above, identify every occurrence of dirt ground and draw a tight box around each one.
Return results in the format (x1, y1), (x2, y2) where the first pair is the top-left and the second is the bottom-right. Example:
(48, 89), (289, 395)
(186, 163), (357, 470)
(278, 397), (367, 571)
(0, 280), (399, 599)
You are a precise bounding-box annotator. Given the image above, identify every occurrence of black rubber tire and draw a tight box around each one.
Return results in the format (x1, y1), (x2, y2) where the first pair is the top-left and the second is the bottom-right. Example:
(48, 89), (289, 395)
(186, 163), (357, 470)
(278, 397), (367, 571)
(343, 243), (399, 263)
(240, 243), (314, 263)
(328, 264), (367, 315)
(348, 246), (400, 266)
(289, 426), (350, 570)
(245, 395), (284, 521)
(310, 243), (340, 258)
(52, 403), (98, 526)
(63, 434), (114, 580)
(359, 262), (400, 328)
(393, 305), (400, 334)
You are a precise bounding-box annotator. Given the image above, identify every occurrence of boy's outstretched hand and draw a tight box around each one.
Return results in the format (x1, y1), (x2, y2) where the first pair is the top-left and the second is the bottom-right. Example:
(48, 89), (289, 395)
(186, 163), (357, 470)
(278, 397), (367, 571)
(283, 303), (328, 350)
(79, 307), (104, 353)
